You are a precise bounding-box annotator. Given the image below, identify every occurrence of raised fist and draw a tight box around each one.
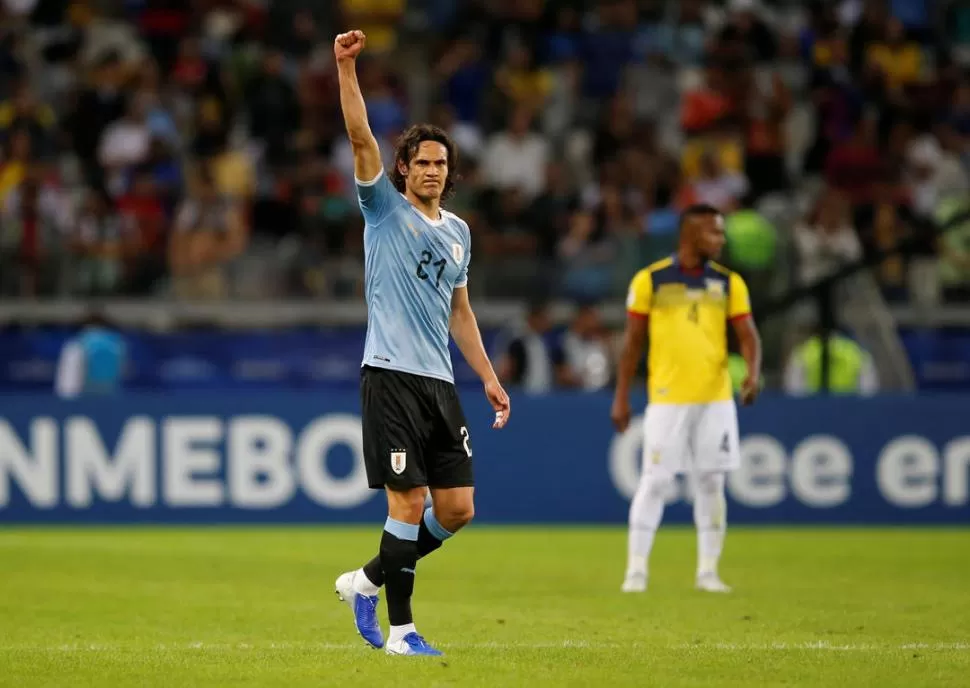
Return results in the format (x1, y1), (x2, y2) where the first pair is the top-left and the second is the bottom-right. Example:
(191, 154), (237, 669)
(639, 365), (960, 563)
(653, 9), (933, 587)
(334, 31), (366, 62)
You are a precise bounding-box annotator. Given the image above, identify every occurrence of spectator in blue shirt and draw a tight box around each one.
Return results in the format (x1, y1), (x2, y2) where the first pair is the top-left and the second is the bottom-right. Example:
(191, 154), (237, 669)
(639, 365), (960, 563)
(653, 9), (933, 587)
(55, 312), (126, 399)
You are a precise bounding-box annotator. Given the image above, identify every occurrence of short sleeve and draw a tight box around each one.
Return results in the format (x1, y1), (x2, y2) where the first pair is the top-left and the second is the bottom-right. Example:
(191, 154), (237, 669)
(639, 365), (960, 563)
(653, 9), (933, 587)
(356, 168), (396, 225)
(728, 272), (752, 320)
(626, 269), (652, 317)
(455, 234), (470, 288)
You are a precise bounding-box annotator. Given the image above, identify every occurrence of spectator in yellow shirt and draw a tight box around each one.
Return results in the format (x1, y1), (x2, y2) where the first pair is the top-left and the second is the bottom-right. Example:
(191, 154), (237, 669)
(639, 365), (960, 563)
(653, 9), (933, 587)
(0, 83), (57, 158)
(494, 44), (553, 115)
(339, 0), (405, 55)
(680, 118), (745, 182)
(866, 18), (922, 93)
(0, 128), (32, 203)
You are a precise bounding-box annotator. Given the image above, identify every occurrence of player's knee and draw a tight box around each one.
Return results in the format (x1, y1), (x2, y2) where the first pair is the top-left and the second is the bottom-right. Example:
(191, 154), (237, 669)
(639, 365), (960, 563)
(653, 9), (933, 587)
(644, 472), (673, 500)
(386, 487), (427, 524)
(695, 471), (726, 498)
(437, 502), (474, 532)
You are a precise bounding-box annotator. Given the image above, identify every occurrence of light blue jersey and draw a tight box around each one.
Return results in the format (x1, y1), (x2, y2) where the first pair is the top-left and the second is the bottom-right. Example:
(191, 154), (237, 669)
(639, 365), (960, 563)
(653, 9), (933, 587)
(358, 169), (471, 383)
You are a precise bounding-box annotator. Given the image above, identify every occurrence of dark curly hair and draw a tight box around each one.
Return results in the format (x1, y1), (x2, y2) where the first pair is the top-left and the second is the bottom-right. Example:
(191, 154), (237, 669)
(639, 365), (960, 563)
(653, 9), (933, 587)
(389, 124), (459, 201)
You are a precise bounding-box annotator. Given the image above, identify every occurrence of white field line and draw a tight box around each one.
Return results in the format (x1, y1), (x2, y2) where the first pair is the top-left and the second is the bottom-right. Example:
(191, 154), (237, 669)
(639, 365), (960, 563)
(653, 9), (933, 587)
(1, 641), (968, 652)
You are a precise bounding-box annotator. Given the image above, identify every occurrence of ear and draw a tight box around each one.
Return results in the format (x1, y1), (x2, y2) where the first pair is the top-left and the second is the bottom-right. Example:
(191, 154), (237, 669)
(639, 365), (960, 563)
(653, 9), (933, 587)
(396, 159), (409, 178)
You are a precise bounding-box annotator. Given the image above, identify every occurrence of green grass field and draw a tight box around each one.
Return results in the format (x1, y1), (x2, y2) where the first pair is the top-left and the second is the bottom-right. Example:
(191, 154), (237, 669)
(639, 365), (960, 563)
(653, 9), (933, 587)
(1, 527), (968, 687)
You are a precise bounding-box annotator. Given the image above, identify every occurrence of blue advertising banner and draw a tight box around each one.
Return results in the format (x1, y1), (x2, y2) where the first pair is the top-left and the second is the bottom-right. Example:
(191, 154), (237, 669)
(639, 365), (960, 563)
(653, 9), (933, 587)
(899, 328), (970, 391)
(0, 328), (517, 392)
(4, 326), (969, 392)
(1, 392), (968, 525)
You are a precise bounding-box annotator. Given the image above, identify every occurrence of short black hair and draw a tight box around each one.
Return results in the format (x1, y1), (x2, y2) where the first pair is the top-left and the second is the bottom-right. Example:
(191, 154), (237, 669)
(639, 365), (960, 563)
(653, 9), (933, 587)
(678, 204), (722, 232)
(389, 124), (459, 201)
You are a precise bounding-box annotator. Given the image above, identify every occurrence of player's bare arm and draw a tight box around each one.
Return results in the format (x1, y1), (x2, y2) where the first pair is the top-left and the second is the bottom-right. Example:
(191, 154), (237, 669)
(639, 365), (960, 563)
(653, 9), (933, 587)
(611, 313), (648, 432)
(450, 286), (511, 428)
(732, 315), (762, 406)
(334, 30), (382, 183)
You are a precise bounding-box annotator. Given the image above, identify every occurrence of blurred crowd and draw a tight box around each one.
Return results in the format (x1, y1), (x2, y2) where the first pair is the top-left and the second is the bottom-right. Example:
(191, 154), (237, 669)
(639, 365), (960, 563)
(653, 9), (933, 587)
(1, 0), (969, 308)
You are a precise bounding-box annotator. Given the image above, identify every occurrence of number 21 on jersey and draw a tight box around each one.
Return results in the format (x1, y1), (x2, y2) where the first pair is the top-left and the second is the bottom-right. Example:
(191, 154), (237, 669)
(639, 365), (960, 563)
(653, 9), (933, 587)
(416, 249), (446, 287)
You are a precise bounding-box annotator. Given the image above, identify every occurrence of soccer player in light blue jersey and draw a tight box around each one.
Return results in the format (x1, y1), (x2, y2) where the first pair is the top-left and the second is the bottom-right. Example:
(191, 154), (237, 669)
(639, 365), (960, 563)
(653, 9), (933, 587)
(331, 30), (511, 657)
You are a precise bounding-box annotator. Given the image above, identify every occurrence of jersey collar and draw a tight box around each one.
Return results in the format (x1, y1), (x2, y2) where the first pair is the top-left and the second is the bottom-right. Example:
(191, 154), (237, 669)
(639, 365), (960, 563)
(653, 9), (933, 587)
(400, 193), (446, 226)
(670, 253), (706, 277)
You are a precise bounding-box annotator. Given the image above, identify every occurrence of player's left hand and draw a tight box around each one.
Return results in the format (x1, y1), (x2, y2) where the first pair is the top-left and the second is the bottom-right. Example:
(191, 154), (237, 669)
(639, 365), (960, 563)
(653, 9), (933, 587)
(484, 378), (510, 429)
(740, 375), (760, 406)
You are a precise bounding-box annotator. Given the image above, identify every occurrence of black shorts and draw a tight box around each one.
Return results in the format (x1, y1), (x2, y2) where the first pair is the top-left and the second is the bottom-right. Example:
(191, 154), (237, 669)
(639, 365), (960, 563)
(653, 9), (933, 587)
(360, 365), (474, 491)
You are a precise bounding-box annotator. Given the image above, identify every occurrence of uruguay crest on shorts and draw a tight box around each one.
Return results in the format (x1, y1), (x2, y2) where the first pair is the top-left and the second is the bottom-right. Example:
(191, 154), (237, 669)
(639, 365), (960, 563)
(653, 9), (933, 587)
(390, 451), (406, 475)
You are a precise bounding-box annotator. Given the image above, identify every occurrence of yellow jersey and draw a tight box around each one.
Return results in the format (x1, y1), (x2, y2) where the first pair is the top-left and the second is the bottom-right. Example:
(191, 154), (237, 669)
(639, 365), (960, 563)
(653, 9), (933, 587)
(626, 257), (752, 404)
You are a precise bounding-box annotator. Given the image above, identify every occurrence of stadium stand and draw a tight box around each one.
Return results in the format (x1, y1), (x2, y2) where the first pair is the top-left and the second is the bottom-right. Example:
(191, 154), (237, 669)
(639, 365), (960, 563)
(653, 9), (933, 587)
(1, 0), (969, 390)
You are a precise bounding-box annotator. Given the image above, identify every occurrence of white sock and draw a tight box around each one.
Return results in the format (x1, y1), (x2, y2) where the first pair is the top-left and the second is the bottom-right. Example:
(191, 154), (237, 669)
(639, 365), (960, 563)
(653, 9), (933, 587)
(353, 569), (380, 596)
(626, 467), (672, 577)
(693, 471), (727, 576)
(388, 623), (417, 643)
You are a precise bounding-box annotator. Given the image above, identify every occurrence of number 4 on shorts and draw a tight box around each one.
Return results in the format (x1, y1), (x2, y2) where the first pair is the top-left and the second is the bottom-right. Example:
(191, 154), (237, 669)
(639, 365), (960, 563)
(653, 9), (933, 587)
(719, 432), (730, 453)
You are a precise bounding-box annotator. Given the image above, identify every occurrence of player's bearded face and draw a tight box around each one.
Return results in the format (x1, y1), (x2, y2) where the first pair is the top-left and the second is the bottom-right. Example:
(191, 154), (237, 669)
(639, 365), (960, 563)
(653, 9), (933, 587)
(402, 141), (448, 201)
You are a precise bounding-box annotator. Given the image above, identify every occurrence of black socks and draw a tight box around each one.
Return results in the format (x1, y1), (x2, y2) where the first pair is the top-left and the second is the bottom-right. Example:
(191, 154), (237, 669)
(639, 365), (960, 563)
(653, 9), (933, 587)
(379, 518), (420, 626)
(362, 508), (453, 591)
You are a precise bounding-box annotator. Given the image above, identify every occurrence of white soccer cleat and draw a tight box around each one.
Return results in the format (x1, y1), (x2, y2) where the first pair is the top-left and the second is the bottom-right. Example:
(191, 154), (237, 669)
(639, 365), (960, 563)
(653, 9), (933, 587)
(621, 572), (647, 593)
(695, 572), (732, 593)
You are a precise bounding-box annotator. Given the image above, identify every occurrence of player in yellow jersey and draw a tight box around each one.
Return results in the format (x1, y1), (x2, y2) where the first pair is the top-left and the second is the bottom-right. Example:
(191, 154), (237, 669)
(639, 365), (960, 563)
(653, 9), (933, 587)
(611, 204), (762, 594)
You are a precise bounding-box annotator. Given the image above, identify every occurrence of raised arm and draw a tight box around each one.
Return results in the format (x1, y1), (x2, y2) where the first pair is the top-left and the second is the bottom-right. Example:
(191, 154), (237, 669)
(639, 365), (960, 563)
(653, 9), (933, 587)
(334, 31), (382, 183)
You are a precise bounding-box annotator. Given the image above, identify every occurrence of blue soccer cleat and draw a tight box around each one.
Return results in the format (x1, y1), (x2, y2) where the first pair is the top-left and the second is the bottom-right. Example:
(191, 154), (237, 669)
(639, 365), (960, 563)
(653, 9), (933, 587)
(334, 571), (384, 649)
(385, 632), (443, 657)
